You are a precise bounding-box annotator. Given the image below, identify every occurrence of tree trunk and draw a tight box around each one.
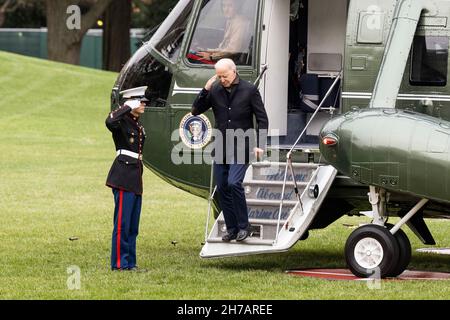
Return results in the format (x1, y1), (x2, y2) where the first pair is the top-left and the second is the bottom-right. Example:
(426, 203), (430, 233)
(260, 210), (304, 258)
(46, 0), (78, 64)
(45, 0), (112, 65)
(102, 0), (131, 72)
(0, 0), (12, 28)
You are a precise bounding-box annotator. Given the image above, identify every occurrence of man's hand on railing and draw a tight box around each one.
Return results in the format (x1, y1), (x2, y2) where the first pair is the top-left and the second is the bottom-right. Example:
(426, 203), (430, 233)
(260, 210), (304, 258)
(254, 147), (264, 161)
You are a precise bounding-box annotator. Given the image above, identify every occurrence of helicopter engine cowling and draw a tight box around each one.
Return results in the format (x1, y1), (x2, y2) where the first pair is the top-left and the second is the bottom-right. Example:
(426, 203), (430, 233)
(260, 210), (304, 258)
(320, 108), (450, 204)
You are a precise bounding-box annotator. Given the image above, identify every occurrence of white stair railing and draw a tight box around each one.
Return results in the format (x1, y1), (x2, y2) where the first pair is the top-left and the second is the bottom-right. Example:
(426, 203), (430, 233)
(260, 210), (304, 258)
(204, 161), (217, 242)
(275, 72), (342, 243)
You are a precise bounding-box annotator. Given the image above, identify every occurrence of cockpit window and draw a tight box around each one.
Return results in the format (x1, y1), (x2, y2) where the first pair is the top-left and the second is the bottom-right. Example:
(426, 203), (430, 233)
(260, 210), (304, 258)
(149, 0), (195, 62)
(116, 44), (173, 108)
(410, 35), (448, 87)
(186, 0), (258, 66)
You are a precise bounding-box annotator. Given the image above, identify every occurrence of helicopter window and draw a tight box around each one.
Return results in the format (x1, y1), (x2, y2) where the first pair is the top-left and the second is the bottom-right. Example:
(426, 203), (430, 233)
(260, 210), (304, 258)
(117, 45), (173, 108)
(410, 35), (448, 87)
(186, 0), (258, 66)
(150, 0), (195, 63)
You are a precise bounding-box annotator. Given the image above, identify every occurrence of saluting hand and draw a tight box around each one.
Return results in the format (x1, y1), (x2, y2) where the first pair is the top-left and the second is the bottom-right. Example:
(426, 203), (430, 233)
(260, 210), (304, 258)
(125, 99), (145, 115)
(205, 75), (218, 91)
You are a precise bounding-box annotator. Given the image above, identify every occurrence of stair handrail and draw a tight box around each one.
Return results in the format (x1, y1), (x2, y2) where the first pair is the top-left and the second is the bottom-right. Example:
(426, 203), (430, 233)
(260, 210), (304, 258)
(274, 71), (342, 243)
(204, 161), (217, 242)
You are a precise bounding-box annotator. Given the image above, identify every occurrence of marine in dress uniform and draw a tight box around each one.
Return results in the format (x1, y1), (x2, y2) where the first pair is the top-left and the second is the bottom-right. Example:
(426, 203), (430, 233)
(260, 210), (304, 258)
(105, 99), (146, 271)
(192, 59), (269, 242)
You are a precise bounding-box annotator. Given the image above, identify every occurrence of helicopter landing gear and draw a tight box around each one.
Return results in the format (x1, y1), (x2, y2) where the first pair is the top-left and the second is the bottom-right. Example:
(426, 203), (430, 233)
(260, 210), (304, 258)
(345, 224), (399, 278)
(388, 226), (411, 277)
(345, 186), (429, 278)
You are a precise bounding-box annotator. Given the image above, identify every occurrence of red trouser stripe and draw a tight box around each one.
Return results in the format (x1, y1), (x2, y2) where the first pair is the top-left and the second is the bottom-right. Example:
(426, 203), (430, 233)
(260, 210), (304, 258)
(116, 190), (123, 269)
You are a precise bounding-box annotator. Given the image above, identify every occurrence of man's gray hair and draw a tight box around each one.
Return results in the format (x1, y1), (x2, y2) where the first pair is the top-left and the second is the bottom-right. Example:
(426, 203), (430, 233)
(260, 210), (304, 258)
(215, 58), (237, 72)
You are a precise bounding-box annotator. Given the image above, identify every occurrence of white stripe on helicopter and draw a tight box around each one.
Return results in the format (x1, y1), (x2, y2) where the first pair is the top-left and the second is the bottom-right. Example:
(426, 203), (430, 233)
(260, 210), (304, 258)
(172, 81), (202, 96)
(343, 92), (450, 102)
(172, 85), (450, 102)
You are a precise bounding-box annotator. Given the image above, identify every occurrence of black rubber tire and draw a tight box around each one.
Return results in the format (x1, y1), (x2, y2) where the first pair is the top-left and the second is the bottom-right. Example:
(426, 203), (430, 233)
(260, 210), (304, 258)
(386, 225), (411, 277)
(345, 224), (400, 278)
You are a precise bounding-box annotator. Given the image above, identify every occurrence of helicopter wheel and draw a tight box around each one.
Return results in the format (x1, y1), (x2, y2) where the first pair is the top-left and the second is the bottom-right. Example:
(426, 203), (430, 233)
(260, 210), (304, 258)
(385, 225), (411, 277)
(345, 224), (399, 278)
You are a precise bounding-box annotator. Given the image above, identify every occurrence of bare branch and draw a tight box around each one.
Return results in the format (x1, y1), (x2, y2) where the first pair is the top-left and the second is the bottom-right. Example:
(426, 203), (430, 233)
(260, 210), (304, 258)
(79, 0), (113, 36)
(6, 2), (20, 13)
(0, 0), (31, 13)
(1, 0), (12, 12)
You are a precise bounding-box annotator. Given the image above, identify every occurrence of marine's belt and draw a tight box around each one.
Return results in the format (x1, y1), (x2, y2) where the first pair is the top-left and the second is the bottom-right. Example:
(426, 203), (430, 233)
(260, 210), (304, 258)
(117, 149), (142, 160)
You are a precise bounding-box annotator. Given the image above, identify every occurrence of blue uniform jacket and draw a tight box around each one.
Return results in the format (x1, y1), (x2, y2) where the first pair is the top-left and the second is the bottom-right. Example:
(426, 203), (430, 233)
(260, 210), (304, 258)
(105, 105), (146, 195)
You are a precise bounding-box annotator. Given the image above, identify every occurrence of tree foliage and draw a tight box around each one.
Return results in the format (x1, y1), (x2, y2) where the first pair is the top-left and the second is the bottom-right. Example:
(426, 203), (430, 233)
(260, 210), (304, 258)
(132, 0), (178, 29)
(1, 0), (181, 29)
(0, 0), (45, 27)
(0, 0), (180, 66)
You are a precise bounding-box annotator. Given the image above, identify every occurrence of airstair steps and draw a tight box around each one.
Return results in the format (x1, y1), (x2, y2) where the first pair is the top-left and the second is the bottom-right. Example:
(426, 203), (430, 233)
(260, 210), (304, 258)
(214, 217), (288, 241)
(206, 238), (274, 245)
(246, 197), (296, 221)
(200, 161), (338, 258)
(249, 218), (287, 225)
(215, 218), (287, 226)
(244, 180), (303, 187)
(244, 180), (306, 201)
(246, 199), (297, 206)
(251, 162), (319, 168)
(250, 163), (318, 182)
(267, 144), (320, 153)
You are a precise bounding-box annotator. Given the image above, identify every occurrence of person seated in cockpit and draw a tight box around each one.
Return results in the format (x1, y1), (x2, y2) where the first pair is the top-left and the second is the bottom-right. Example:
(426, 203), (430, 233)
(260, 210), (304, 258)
(194, 0), (250, 63)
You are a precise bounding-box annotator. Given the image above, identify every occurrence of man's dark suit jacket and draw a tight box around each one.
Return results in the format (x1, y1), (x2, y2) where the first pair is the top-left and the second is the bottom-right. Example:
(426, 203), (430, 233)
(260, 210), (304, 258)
(192, 78), (269, 164)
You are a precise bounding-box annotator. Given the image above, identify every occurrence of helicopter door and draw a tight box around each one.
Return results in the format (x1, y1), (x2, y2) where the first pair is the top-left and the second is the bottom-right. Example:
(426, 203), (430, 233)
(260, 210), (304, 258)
(170, 0), (260, 145)
(259, 0), (290, 136)
(165, 0), (260, 189)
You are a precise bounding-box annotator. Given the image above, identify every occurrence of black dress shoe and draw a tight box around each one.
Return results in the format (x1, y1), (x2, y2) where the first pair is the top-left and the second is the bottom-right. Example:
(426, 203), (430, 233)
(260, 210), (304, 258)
(236, 229), (249, 241)
(222, 232), (237, 242)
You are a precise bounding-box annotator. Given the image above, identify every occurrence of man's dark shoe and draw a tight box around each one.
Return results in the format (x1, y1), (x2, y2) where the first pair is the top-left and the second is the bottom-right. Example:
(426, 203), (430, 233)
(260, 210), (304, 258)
(222, 232), (237, 242)
(236, 229), (249, 242)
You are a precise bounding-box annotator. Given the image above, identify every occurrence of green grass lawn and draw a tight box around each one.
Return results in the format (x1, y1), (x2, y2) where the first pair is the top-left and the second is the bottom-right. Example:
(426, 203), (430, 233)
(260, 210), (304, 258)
(0, 51), (449, 300)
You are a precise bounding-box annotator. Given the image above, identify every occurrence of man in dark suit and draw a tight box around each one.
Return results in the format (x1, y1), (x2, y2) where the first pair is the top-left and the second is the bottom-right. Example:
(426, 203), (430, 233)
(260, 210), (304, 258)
(105, 99), (147, 271)
(192, 58), (269, 242)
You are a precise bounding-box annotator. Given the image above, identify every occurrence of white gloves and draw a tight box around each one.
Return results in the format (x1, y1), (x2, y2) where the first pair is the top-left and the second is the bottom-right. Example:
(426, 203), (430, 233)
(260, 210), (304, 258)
(124, 99), (141, 110)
